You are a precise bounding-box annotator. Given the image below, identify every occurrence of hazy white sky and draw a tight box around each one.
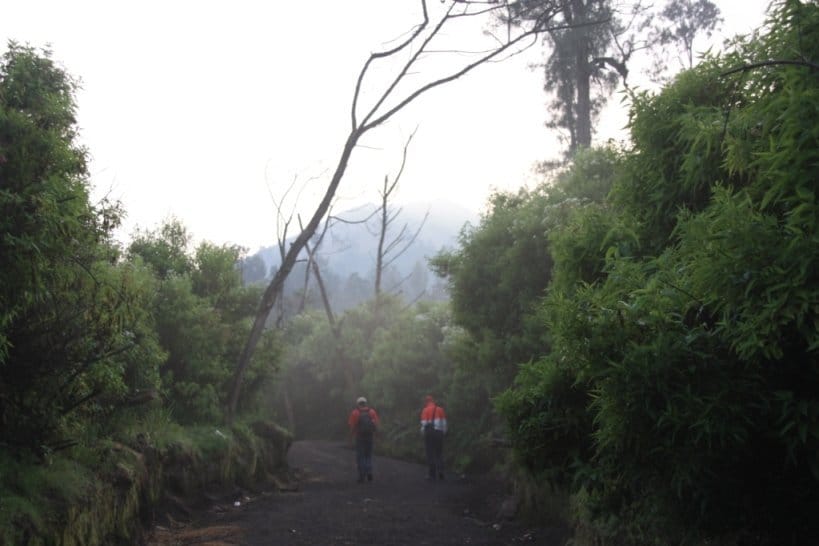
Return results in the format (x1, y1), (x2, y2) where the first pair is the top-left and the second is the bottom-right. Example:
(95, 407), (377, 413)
(3, 0), (770, 251)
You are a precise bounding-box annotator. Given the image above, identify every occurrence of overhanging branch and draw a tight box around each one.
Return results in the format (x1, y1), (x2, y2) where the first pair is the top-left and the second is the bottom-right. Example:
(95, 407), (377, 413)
(721, 59), (819, 77)
(228, 0), (565, 421)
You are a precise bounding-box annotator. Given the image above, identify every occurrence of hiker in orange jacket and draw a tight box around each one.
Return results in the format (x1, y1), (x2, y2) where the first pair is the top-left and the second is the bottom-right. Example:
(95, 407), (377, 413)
(420, 394), (448, 481)
(348, 396), (380, 483)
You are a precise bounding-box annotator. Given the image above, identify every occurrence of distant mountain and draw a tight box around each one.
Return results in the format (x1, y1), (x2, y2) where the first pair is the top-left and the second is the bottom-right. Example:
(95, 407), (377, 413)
(255, 199), (477, 279)
(245, 199), (477, 311)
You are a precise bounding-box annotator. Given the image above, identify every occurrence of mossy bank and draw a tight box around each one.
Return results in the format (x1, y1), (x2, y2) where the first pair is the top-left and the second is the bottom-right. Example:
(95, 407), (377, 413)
(0, 421), (292, 546)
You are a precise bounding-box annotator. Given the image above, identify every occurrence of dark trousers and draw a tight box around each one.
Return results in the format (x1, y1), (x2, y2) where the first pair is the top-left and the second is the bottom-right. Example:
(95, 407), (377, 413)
(355, 435), (374, 479)
(424, 430), (444, 478)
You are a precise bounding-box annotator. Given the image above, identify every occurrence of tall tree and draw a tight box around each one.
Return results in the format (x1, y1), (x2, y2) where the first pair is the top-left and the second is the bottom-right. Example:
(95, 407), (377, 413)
(547, 0), (617, 155)
(507, 0), (721, 157)
(653, 0), (723, 72)
(507, 0), (625, 155)
(0, 44), (162, 451)
(240, 253), (267, 285)
(228, 0), (561, 420)
(127, 217), (193, 279)
(372, 130), (427, 307)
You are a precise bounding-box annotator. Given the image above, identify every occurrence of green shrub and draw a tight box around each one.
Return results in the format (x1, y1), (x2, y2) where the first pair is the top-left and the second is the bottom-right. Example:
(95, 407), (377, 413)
(499, 2), (819, 543)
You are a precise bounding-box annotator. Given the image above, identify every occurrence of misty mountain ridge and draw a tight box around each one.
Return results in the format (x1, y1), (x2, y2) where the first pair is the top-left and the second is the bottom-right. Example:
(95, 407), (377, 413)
(254, 199), (477, 279)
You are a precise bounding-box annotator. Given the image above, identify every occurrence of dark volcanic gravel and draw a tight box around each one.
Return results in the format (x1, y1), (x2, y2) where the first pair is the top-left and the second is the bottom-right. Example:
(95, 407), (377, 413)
(148, 440), (569, 546)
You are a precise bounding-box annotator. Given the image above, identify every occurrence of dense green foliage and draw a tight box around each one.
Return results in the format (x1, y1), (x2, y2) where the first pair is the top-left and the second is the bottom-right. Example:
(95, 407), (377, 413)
(127, 223), (280, 423)
(274, 290), (525, 472)
(5, 3), (818, 544)
(428, 146), (619, 465)
(431, 188), (554, 379)
(0, 43), (284, 543)
(272, 297), (458, 459)
(492, 2), (819, 543)
(0, 43), (163, 453)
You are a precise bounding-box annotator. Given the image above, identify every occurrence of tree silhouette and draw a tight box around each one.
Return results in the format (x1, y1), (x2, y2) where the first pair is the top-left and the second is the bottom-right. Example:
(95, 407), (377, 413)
(229, 0), (564, 420)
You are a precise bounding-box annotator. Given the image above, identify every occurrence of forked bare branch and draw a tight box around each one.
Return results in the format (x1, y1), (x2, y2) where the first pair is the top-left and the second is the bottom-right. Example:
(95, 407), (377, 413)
(228, 0), (560, 420)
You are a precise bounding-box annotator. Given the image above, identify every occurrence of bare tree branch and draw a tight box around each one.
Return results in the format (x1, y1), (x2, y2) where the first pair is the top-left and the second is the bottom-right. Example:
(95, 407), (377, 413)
(297, 215), (357, 396)
(352, 2), (431, 130)
(360, 2), (457, 129)
(228, 0), (561, 421)
(328, 207), (381, 226)
(375, 129), (419, 302)
(721, 59), (819, 77)
(362, 7), (559, 132)
(383, 211), (429, 272)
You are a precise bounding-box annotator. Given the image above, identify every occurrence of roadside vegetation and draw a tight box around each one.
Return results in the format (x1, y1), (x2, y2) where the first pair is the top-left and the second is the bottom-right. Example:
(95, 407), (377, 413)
(2, 1), (818, 545)
(456, 2), (818, 543)
(0, 43), (287, 544)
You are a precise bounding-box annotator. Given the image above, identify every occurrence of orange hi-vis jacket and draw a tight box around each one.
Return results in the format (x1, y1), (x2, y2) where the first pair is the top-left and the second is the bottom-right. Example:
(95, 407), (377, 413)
(348, 406), (380, 437)
(420, 401), (447, 434)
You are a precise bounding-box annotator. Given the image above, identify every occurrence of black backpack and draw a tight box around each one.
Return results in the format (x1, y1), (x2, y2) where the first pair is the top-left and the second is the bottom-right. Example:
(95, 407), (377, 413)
(358, 408), (375, 436)
(424, 406), (438, 434)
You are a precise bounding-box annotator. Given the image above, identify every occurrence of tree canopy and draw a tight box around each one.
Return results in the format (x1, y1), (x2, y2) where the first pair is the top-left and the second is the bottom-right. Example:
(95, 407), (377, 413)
(507, 0), (722, 157)
(0, 44), (163, 453)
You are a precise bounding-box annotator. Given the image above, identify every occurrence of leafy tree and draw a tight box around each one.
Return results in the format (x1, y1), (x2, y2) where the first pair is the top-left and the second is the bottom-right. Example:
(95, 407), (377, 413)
(362, 300), (453, 438)
(128, 219), (278, 424)
(431, 146), (619, 380)
(240, 253), (267, 285)
(431, 187), (553, 380)
(0, 43), (163, 452)
(272, 300), (374, 441)
(127, 217), (193, 279)
(426, 147), (618, 473)
(609, 63), (745, 253)
(272, 295), (462, 467)
(652, 0), (723, 73)
(1, 42), (87, 361)
(507, 0), (721, 156)
(192, 242), (245, 310)
(499, 2), (819, 542)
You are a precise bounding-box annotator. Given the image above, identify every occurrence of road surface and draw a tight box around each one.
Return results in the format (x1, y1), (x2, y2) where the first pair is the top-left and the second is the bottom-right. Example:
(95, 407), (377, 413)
(147, 440), (569, 545)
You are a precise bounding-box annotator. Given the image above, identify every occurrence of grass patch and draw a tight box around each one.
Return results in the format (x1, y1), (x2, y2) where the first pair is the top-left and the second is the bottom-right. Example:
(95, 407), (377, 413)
(0, 415), (292, 544)
(0, 450), (93, 544)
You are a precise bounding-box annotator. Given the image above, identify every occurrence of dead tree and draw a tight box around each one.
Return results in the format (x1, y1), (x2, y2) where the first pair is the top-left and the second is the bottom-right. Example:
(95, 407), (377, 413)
(228, 0), (561, 421)
(372, 129), (428, 309)
(296, 217), (330, 315)
(301, 219), (358, 399)
(269, 173), (306, 327)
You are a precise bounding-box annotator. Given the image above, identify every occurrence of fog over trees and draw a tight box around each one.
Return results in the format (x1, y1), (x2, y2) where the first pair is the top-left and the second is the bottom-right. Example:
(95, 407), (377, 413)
(3, 1), (819, 545)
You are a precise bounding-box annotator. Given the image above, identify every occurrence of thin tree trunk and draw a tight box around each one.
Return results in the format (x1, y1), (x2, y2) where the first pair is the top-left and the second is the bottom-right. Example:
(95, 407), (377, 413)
(227, 0), (557, 421)
(305, 240), (356, 397)
(228, 129), (361, 421)
(575, 53), (592, 151)
(573, 0), (592, 152)
(374, 176), (389, 304)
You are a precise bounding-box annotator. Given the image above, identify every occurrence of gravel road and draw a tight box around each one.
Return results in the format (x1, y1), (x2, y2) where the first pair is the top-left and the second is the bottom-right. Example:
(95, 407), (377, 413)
(147, 440), (569, 546)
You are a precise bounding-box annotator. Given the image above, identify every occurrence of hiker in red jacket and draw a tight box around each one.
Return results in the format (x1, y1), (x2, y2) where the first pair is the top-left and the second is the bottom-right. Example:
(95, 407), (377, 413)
(348, 396), (380, 483)
(420, 394), (448, 481)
